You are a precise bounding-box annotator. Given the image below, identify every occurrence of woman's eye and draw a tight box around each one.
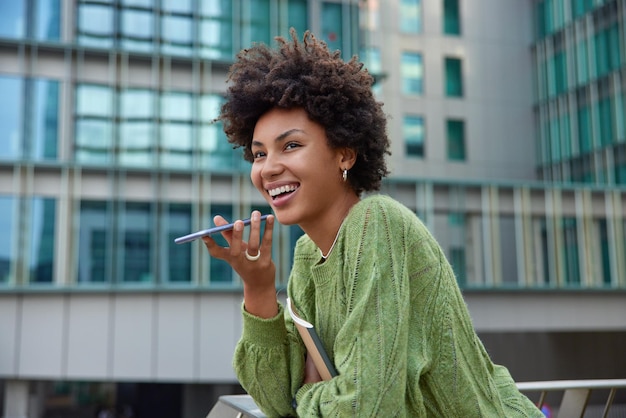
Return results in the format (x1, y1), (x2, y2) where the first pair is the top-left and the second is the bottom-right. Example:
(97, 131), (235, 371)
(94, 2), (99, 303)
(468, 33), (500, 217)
(285, 142), (300, 150)
(252, 150), (266, 159)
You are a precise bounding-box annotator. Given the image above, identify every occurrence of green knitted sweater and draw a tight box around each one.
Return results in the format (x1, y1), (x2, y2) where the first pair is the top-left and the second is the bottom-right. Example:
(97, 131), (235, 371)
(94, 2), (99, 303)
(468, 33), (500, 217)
(233, 195), (543, 417)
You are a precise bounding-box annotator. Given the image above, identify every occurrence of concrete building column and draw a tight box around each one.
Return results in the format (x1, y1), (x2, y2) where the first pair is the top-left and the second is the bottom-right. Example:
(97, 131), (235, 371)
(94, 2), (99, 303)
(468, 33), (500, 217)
(3, 380), (29, 418)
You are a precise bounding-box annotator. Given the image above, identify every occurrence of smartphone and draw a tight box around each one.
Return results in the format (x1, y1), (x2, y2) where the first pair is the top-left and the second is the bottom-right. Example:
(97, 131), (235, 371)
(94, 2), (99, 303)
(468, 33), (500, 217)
(174, 214), (270, 244)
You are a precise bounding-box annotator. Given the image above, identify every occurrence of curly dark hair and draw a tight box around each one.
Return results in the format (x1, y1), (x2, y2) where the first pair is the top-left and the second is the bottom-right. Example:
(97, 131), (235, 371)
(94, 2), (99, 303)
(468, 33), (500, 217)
(218, 29), (390, 194)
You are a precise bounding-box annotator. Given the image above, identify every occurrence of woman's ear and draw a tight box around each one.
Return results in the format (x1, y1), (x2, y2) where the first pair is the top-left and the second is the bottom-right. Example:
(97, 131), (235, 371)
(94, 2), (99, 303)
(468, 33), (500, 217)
(339, 147), (357, 170)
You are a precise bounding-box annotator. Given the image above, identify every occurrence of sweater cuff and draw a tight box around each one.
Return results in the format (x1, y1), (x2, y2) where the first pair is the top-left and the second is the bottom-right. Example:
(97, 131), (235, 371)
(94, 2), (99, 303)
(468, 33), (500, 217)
(295, 382), (316, 406)
(241, 302), (287, 348)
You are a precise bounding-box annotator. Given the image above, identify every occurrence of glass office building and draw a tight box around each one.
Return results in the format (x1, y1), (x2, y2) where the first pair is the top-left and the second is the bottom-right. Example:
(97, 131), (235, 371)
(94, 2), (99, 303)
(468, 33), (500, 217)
(1, 0), (625, 416)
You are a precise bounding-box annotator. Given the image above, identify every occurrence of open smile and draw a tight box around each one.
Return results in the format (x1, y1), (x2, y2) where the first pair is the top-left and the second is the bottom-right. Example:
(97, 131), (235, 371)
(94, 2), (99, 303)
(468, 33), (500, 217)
(267, 184), (300, 200)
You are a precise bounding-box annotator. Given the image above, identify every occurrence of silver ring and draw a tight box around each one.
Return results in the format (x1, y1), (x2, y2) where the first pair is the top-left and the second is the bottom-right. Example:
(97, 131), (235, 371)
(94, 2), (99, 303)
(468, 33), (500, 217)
(245, 249), (261, 261)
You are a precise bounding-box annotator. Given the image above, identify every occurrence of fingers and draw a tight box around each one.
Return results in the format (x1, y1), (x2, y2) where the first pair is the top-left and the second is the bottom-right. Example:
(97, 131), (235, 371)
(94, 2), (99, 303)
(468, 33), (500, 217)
(246, 211), (263, 257)
(202, 211), (274, 263)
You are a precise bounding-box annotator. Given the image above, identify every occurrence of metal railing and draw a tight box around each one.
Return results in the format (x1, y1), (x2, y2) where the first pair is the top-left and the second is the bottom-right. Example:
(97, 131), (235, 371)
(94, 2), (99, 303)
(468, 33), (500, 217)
(516, 379), (626, 418)
(206, 379), (626, 418)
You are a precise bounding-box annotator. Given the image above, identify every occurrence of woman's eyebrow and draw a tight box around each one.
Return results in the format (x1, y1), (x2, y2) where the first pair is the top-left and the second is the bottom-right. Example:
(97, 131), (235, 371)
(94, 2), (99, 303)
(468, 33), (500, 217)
(251, 129), (304, 147)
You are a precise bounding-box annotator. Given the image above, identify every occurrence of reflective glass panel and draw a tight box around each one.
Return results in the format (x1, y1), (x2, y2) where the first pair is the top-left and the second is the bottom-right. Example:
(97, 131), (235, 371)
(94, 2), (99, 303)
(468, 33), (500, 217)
(74, 119), (113, 164)
(0, 76), (23, 159)
(119, 122), (153, 167)
(249, 0), (271, 45)
(199, 95), (233, 170)
(401, 52), (423, 95)
(0, 197), (15, 284)
(162, 0), (191, 14)
(29, 198), (56, 283)
(322, 2), (342, 53)
(165, 204), (192, 282)
(78, 201), (111, 283)
(120, 202), (153, 283)
(121, 89), (154, 118)
(30, 79), (59, 161)
(287, 0), (308, 37)
(446, 119), (465, 161)
(0, 0), (25, 38)
(76, 84), (113, 117)
(121, 9), (154, 52)
(404, 115), (424, 157)
(161, 92), (192, 121)
(160, 123), (192, 168)
(445, 57), (463, 97)
(199, 0), (232, 59)
(36, 0), (61, 40)
(162, 15), (193, 56)
(77, 4), (114, 47)
(400, 0), (421, 33)
(562, 217), (580, 285)
(121, 0), (154, 7)
(443, 0), (460, 35)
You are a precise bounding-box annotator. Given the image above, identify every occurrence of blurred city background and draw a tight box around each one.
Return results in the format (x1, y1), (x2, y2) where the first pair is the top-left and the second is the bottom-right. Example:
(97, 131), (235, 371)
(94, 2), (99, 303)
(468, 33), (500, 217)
(0, 0), (625, 417)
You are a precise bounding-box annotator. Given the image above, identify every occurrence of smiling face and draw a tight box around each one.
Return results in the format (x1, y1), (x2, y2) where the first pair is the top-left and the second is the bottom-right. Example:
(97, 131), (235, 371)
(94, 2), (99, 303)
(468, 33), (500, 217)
(250, 107), (357, 231)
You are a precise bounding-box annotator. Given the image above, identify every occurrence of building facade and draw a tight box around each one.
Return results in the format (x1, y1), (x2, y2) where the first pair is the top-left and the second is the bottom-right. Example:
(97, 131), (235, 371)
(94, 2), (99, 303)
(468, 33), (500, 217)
(0, 0), (625, 416)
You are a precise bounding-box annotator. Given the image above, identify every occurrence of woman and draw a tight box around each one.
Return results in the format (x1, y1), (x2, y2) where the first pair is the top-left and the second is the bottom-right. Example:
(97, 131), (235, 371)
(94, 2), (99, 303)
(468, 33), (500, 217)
(203, 30), (543, 417)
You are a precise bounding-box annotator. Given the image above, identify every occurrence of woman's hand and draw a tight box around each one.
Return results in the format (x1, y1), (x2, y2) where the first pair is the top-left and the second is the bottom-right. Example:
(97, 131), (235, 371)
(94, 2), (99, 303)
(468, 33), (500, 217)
(202, 210), (278, 318)
(303, 354), (322, 384)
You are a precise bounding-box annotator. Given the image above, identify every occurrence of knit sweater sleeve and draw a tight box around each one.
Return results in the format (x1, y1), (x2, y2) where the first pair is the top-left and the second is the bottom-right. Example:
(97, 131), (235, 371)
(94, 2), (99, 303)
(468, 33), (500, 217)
(232, 303), (306, 417)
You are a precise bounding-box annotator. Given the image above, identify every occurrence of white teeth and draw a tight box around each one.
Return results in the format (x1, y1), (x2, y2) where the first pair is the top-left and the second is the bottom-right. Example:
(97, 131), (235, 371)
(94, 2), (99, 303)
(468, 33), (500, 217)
(268, 185), (298, 197)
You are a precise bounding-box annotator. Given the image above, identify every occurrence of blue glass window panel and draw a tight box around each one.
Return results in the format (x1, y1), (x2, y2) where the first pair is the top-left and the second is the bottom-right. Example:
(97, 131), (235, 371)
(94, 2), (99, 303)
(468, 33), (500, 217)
(121, 202), (153, 283)
(161, 92), (192, 121)
(121, 0), (153, 6)
(165, 204), (192, 282)
(443, 0), (460, 35)
(31, 79), (59, 161)
(0, 76), (23, 160)
(445, 57), (463, 97)
(404, 115), (424, 157)
(0, 197), (15, 284)
(401, 52), (423, 95)
(287, 0), (308, 37)
(199, 0), (233, 59)
(562, 217), (581, 285)
(162, 0), (192, 14)
(78, 201), (111, 283)
(199, 94), (221, 120)
(76, 84), (113, 117)
(322, 2), (342, 53)
(577, 104), (592, 154)
(400, 0), (421, 33)
(119, 122), (153, 167)
(121, 89), (154, 118)
(162, 15), (193, 56)
(77, 4), (114, 48)
(121, 9), (154, 52)
(249, 0), (271, 45)
(74, 119), (113, 164)
(160, 123), (193, 168)
(200, 19), (234, 59)
(0, 0), (25, 38)
(598, 97), (613, 147)
(576, 39), (589, 85)
(199, 94), (232, 170)
(29, 198), (56, 283)
(447, 119), (466, 161)
(360, 47), (383, 95)
(36, 0), (61, 40)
